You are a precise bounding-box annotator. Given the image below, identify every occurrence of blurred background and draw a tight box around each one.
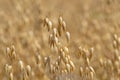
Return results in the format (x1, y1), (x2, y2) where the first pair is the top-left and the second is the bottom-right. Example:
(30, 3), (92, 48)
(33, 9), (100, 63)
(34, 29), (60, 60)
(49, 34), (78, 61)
(0, 0), (120, 80)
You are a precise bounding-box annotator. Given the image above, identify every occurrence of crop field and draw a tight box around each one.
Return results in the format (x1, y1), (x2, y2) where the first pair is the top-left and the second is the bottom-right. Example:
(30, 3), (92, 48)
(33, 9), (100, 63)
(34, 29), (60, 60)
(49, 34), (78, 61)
(0, 0), (120, 80)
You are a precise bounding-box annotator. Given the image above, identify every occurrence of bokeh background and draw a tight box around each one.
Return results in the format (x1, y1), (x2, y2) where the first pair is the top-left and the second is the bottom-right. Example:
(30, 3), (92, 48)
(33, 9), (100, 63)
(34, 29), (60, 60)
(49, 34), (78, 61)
(0, 0), (120, 80)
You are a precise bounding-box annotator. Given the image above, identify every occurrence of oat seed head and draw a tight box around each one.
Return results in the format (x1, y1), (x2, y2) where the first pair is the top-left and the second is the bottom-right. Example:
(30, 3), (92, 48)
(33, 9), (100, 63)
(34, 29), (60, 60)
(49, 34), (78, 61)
(65, 31), (70, 43)
(18, 60), (24, 71)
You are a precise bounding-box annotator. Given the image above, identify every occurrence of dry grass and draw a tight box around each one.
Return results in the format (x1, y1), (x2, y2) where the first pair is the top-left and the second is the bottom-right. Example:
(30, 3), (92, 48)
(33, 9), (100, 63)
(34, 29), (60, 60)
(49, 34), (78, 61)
(0, 0), (120, 80)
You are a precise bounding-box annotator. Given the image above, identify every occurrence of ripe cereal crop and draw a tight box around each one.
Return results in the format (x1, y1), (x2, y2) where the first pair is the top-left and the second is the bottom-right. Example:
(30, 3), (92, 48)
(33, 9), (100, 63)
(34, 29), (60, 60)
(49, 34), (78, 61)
(0, 0), (120, 80)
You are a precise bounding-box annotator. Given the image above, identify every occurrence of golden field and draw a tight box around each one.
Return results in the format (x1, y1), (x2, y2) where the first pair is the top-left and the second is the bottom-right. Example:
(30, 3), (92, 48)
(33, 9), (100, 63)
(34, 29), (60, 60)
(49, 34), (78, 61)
(0, 0), (120, 80)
